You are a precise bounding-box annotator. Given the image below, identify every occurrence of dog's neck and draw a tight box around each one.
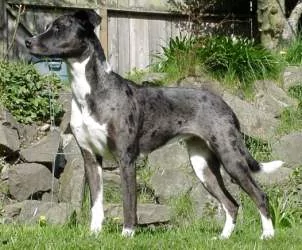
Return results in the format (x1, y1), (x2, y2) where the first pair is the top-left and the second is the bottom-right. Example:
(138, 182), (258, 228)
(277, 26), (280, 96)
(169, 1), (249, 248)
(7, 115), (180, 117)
(67, 35), (112, 90)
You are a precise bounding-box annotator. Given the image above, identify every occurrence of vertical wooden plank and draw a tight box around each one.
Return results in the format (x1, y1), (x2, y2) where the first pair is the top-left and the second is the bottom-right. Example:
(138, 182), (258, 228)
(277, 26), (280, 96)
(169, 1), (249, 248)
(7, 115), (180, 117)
(129, 15), (149, 71)
(148, 16), (168, 65)
(171, 17), (182, 38)
(99, 5), (108, 58)
(0, 0), (7, 59)
(107, 13), (119, 72)
(117, 13), (130, 76)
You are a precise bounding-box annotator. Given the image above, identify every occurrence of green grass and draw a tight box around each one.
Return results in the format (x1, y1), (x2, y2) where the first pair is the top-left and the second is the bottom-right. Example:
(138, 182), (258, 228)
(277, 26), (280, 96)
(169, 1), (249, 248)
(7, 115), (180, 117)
(1, 182), (301, 250)
(0, 220), (301, 250)
(277, 85), (302, 135)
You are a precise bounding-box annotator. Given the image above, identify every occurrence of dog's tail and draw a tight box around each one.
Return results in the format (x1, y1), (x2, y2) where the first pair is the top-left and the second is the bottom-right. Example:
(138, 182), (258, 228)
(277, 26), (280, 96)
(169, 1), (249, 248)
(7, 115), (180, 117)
(247, 155), (284, 174)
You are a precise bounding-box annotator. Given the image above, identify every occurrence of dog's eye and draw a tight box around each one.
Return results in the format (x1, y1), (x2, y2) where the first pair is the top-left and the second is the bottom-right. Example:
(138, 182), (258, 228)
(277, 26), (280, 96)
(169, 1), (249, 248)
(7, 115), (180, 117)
(53, 25), (60, 33)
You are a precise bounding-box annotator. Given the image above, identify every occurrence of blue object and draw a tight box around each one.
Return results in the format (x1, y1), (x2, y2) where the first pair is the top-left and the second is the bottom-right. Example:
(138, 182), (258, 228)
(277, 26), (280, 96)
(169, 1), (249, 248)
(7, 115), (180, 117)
(30, 56), (69, 83)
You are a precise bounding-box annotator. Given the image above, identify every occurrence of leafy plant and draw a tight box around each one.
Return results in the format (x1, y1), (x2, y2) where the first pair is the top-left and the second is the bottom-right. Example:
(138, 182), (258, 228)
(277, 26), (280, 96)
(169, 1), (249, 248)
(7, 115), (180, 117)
(244, 135), (272, 162)
(152, 35), (198, 81)
(269, 188), (301, 228)
(266, 166), (302, 229)
(281, 35), (302, 65)
(0, 60), (63, 124)
(196, 36), (281, 96)
(153, 35), (281, 96)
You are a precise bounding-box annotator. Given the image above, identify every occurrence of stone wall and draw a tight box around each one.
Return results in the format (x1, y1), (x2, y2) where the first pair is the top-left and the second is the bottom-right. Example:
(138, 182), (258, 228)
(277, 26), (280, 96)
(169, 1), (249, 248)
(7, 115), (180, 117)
(1, 67), (302, 226)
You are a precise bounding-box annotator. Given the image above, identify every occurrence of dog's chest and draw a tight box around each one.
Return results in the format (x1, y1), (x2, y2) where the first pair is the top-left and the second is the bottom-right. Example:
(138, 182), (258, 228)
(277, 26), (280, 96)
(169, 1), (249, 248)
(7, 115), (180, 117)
(69, 58), (108, 156)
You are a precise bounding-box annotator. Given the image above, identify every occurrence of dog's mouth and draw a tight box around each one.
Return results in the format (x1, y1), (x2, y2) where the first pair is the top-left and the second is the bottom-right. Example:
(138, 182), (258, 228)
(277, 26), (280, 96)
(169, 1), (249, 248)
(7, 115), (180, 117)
(25, 38), (54, 57)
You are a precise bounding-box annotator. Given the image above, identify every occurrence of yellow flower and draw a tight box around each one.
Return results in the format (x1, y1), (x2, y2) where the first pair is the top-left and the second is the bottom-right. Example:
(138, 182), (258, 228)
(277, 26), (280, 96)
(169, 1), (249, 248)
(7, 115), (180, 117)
(38, 215), (47, 226)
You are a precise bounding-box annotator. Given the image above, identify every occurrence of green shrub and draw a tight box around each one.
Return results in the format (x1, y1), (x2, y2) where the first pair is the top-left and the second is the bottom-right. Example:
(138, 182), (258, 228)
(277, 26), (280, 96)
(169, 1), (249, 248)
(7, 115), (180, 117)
(197, 36), (281, 95)
(153, 35), (281, 96)
(282, 35), (302, 65)
(0, 60), (63, 124)
(269, 167), (302, 228)
(152, 35), (199, 81)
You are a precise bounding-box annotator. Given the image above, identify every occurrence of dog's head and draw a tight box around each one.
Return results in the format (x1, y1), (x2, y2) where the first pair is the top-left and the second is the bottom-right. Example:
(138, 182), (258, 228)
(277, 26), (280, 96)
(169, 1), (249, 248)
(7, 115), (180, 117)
(25, 10), (101, 58)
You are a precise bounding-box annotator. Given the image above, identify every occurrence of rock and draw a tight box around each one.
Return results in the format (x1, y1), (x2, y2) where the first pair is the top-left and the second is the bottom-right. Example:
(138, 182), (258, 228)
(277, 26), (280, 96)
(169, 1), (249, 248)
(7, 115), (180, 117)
(20, 129), (60, 167)
(148, 142), (195, 202)
(139, 72), (167, 85)
(283, 66), (302, 90)
(1, 202), (22, 223)
(177, 75), (223, 94)
(0, 124), (20, 156)
(256, 166), (293, 186)
(18, 123), (40, 147)
(189, 182), (219, 218)
(148, 142), (190, 171)
(7, 200), (76, 225)
(150, 168), (195, 202)
(254, 80), (297, 117)
(104, 170), (121, 186)
(105, 203), (171, 225)
(0, 106), (19, 129)
(8, 163), (56, 201)
(58, 91), (72, 133)
(271, 132), (302, 168)
(58, 134), (85, 208)
(223, 92), (279, 140)
(39, 124), (51, 132)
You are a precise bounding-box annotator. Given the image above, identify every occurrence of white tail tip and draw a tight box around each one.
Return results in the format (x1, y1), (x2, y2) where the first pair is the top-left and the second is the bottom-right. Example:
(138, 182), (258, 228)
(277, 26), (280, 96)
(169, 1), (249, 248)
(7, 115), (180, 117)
(260, 160), (284, 174)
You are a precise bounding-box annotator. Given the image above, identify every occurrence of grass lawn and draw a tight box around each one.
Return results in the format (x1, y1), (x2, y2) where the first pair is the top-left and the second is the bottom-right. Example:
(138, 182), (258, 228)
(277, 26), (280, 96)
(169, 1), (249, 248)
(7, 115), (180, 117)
(1, 219), (302, 250)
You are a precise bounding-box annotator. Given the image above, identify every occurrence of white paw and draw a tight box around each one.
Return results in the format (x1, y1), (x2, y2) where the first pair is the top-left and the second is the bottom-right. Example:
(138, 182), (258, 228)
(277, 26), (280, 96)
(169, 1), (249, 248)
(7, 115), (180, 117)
(90, 222), (102, 234)
(219, 234), (231, 240)
(122, 227), (135, 237)
(260, 230), (274, 240)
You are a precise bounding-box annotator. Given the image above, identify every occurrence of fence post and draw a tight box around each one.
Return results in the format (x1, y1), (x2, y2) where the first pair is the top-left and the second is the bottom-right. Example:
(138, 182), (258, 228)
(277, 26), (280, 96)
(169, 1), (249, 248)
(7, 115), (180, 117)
(99, 0), (108, 58)
(0, 0), (7, 59)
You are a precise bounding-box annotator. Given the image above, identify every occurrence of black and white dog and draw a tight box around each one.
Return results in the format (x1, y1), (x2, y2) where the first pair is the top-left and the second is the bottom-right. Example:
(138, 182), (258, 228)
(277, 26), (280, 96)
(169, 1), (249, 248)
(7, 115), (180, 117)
(25, 10), (283, 239)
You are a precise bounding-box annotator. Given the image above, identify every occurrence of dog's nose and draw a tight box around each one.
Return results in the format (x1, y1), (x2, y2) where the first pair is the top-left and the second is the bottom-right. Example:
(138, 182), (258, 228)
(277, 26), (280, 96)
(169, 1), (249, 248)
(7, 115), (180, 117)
(25, 39), (32, 48)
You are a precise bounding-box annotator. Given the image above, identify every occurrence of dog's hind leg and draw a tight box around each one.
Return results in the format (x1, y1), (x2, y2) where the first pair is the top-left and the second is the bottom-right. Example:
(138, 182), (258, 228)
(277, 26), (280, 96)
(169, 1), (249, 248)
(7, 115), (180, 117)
(212, 131), (274, 239)
(186, 137), (239, 239)
(81, 149), (104, 233)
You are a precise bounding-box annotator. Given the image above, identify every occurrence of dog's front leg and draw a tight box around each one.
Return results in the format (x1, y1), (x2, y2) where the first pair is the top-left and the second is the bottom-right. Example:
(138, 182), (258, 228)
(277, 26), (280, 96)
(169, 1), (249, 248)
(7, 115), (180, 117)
(81, 149), (104, 233)
(119, 156), (137, 237)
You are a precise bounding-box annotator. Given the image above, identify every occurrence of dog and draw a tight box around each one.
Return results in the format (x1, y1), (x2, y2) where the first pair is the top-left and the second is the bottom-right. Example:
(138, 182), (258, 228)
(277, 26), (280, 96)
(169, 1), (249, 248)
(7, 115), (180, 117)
(25, 10), (284, 239)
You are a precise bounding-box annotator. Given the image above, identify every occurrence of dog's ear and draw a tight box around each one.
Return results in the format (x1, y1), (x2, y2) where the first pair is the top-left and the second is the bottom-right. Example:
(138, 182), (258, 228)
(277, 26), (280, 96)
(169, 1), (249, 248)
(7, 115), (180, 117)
(74, 10), (102, 29)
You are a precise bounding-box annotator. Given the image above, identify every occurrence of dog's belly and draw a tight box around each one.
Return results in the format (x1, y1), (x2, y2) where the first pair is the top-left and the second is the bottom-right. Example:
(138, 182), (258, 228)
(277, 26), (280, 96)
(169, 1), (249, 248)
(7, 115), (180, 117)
(70, 99), (109, 157)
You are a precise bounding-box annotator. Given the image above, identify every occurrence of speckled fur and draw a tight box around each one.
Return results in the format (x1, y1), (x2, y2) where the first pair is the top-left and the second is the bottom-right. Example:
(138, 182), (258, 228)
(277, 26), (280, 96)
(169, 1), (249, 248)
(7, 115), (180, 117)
(25, 10), (281, 239)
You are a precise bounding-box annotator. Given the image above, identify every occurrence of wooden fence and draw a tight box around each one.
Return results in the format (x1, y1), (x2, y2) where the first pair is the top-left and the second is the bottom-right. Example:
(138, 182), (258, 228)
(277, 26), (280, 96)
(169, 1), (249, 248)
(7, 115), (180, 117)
(0, 0), (255, 75)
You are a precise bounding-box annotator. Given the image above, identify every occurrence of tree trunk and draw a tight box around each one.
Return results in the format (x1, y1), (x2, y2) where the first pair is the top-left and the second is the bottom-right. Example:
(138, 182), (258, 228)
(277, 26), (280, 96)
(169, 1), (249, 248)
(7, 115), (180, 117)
(257, 0), (285, 50)
(282, 0), (302, 41)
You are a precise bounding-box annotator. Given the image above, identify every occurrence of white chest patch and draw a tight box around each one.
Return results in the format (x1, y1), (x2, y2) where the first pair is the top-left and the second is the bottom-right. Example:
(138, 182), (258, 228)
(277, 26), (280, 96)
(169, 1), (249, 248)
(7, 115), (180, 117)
(69, 57), (108, 156)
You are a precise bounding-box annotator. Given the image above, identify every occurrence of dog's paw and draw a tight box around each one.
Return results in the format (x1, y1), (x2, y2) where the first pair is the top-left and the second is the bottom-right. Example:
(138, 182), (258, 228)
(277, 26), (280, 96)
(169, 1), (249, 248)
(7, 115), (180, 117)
(90, 223), (102, 235)
(260, 230), (274, 240)
(122, 227), (135, 237)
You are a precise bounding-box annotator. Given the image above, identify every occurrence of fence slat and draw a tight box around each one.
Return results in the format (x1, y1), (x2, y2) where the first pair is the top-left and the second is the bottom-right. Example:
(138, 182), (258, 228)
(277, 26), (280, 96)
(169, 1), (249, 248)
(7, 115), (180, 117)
(117, 13), (130, 76)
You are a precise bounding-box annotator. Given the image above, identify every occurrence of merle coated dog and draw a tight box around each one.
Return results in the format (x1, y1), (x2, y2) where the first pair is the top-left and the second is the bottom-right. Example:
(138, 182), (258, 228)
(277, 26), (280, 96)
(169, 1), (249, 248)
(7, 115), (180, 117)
(25, 10), (283, 239)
